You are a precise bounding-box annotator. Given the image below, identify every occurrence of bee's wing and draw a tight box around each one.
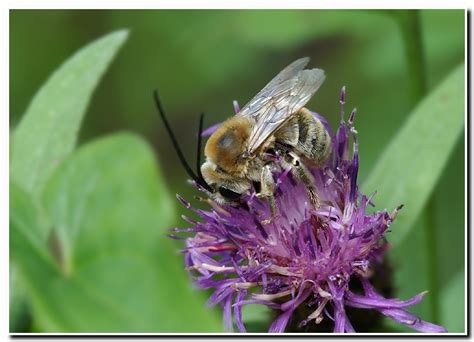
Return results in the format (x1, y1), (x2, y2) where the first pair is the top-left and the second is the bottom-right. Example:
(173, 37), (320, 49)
(238, 57), (310, 118)
(239, 64), (326, 154)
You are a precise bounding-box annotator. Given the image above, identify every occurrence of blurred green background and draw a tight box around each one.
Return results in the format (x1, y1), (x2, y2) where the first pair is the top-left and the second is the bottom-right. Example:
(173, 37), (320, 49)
(10, 10), (465, 333)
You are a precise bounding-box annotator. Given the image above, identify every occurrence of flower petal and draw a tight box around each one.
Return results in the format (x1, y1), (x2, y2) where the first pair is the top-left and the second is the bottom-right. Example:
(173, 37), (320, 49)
(268, 309), (294, 333)
(380, 307), (447, 333)
(223, 294), (234, 332)
(234, 291), (247, 333)
(201, 122), (221, 137)
(345, 290), (427, 309)
(333, 303), (347, 333)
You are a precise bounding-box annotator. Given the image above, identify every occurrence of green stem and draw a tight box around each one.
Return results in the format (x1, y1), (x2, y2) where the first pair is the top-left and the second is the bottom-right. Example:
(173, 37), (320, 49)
(395, 10), (440, 323)
(396, 10), (427, 104)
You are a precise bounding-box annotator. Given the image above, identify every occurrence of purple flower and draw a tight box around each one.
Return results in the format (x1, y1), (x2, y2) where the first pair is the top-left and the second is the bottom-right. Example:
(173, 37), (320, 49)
(171, 87), (447, 333)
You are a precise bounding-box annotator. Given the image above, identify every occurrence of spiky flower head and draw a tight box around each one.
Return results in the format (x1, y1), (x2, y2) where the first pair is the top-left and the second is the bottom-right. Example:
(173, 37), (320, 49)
(171, 87), (446, 333)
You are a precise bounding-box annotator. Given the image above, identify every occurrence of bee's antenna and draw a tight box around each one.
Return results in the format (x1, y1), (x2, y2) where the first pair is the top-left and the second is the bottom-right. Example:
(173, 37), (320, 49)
(196, 112), (205, 181)
(153, 90), (212, 192)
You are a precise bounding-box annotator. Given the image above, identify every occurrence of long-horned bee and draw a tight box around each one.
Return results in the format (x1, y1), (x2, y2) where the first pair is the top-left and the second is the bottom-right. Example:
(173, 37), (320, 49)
(154, 57), (331, 222)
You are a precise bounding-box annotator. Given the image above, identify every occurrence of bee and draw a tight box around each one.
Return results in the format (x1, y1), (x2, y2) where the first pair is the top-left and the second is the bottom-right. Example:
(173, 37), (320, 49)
(154, 57), (331, 223)
(201, 58), (331, 216)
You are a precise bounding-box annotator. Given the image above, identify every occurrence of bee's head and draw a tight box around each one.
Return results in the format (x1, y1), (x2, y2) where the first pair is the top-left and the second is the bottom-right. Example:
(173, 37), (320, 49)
(200, 160), (251, 204)
(204, 116), (252, 174)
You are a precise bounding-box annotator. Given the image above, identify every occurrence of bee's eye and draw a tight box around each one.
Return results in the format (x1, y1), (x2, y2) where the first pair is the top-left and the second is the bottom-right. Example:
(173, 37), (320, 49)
(218, 187), (242, 200)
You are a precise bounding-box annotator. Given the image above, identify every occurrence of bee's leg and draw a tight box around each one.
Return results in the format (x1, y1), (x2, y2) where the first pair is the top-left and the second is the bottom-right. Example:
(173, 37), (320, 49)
(286, 151), (320, 207)
(256, 164), (277, 224)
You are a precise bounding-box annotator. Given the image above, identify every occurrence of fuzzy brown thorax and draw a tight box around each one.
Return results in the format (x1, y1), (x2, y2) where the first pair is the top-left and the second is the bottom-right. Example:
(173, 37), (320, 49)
(204, 116), (254, 174)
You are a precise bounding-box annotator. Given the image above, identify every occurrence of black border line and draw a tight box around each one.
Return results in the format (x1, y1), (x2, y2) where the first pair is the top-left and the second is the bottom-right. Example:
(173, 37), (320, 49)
(10, 9), (472, 339)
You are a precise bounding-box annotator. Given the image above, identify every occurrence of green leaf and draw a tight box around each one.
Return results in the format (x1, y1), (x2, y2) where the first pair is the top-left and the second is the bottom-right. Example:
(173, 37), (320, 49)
(388, 137), (464, 331)
(362, 63), (464, 245)
(240, 304), (272, 332)
(12, 133), (222, 332)
(440, 271), (465, 333)
(384, 213), (433, 333)
(10, 182), (44, 332)
(9, 268), (30, 332)
(11, 30), (128, 198)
